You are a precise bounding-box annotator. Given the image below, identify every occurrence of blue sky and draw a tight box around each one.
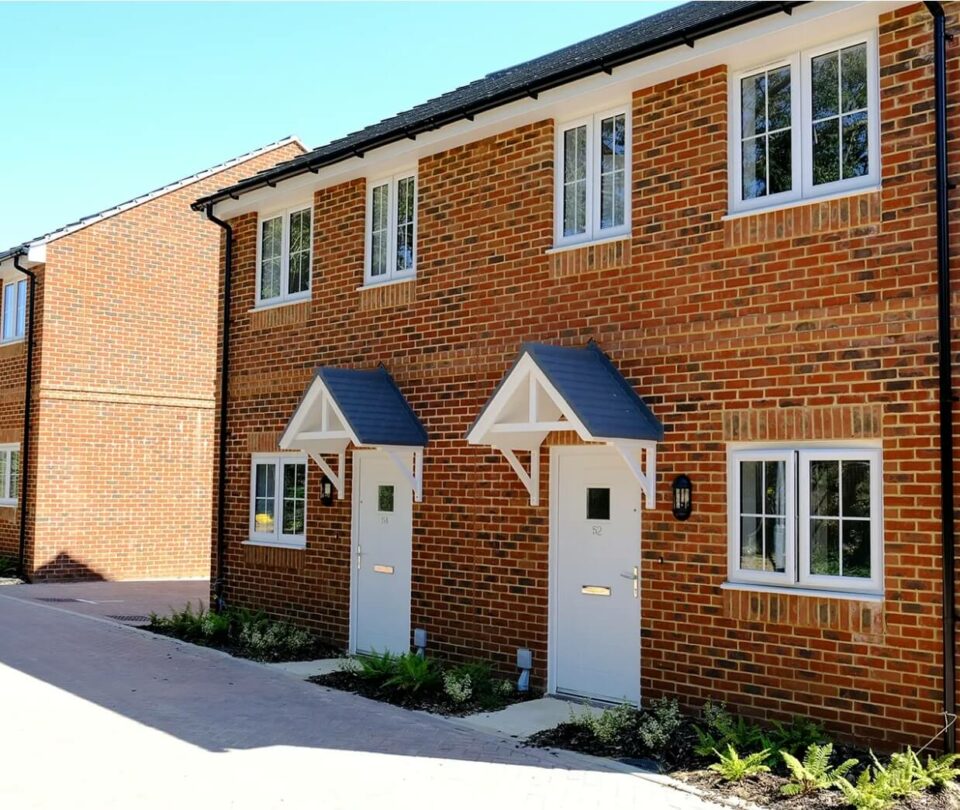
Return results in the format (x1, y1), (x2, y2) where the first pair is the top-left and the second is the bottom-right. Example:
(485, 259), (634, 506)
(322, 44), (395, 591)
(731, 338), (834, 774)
(0, 1), (678, 248)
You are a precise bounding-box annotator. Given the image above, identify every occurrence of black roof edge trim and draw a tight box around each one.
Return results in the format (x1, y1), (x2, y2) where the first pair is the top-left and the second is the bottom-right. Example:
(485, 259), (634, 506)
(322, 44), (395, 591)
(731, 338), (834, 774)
(191, 1), (806, 212)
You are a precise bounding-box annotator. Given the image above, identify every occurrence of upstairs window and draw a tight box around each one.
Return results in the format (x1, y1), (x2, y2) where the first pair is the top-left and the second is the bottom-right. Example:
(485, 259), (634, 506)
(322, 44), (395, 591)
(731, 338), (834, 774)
(2, 279), (26, 343)
(366, 173), (417, 285)
(728, 446), (882, 595)
(731, 31), (879, 212)
(0, 445), (20, 505)
(555, 106), (630, 247)
(257, 206), (312, 306)
(249, 454), (307, 548)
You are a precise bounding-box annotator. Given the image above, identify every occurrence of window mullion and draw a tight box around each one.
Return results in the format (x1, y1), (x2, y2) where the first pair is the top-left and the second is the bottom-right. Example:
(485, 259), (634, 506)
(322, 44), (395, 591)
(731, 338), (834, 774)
(274, 460), (283, 539)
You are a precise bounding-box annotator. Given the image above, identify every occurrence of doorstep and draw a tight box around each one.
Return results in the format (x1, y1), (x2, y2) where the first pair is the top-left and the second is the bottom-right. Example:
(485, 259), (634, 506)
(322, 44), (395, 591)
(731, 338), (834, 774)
(450, 696), (604, 739)
(265, 658), (344, 679)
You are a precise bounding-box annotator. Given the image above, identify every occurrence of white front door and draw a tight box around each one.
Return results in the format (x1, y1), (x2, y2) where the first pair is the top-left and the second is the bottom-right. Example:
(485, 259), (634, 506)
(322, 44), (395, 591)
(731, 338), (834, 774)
(552, 446), (642, 703)
(352, 451), (412, 655)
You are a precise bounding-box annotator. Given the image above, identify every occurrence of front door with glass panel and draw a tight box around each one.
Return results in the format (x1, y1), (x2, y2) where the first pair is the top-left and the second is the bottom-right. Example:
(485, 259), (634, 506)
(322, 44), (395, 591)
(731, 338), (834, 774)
(352, 451), (412, 655)
(552, 447), (642, 703)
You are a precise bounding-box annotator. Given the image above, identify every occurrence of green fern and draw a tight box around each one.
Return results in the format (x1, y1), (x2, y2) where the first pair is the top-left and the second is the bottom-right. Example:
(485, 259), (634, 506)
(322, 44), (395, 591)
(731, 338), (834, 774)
(694, 702), (768, 758)
(356, 650), (399, 682)
(780, 743), (859, 796)
(835, 767), (895, 810)
(709, 745), (771, 782)
(922, 752), (960, 789)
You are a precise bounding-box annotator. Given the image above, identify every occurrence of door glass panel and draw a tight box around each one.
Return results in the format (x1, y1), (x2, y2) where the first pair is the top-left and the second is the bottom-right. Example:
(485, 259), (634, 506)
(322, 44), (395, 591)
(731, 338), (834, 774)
(378, 485), (395, 513)
(586, 487), (610, 521)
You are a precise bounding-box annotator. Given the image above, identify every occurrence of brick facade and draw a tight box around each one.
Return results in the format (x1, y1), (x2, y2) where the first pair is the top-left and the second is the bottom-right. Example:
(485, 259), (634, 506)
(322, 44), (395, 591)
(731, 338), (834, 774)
(0, 140), (304, 580)
(214, 4), (958, 749)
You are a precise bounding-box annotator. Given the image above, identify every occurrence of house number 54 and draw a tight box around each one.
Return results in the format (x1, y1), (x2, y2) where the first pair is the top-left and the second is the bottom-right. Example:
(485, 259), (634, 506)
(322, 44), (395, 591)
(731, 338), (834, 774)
(380, 516), (390, 525)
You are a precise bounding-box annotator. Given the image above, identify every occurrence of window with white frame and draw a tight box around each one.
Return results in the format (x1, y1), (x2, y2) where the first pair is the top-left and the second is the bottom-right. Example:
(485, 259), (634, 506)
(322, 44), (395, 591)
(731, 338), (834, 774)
(257, 206), (312, 306)
(0, 445), (20, 506)
(728, 446), (882, 594)
(555, 106), (630, 246)
(366, 173), (416, 285)
(731, 31), (879, 212)
(2, 279), (26, 343)
(249, 454), (307, 547)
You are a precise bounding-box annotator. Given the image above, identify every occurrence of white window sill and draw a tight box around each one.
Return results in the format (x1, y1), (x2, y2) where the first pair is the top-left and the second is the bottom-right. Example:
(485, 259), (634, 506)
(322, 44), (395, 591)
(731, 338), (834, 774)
(723, 185), (881, 221)
(249, 296), (311, 314)
(0, 499), (16, 508)
(721, 581), (883, 603)
(357, 276), (416, 291)
(546, 233), (630, 255)
(0, 338), (25, 347)
(243, 538), (306, 550)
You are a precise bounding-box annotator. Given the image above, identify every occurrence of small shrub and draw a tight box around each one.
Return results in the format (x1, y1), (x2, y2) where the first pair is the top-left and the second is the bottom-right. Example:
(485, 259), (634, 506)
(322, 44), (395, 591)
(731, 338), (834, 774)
(494, 679), (514, 697)
(769, 716), (829, 758)
(238, 619), (313, 662)
(443, 670), (473, 704)
(0, 555), (18, 577)
(836, 767), (896, 810)
(921, 751), (960, 790)
(383, 653), (441, 695)
(781, 743), (859, 796)
(694, 702), (768, 758)
(637, 697), (683, 751)
(709, 745), (771, 782)
(356, 651), (399, 682)
(199, 609), (231, 643)
(336, 657), (363, 674)
(570, 703), (638, 745)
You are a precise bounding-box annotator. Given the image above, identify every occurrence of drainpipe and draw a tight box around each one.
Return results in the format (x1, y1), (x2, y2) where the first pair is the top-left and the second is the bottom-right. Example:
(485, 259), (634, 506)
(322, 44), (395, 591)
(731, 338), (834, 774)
(205, 206), (233, 612)
(12, 252), (36, 582)
(923, 0), (956, 755)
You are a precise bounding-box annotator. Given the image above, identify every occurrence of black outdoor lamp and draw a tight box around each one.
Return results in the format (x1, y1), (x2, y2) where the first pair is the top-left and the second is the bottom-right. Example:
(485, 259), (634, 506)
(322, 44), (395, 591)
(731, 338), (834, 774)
(320, 474), (334, 507)
(672, 475), (692, 521)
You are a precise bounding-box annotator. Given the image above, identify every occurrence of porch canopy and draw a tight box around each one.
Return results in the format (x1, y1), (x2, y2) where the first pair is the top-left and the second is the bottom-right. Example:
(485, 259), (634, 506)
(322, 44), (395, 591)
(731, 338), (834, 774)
(279, 366), (428, 501)
(466, 342), (663, 507)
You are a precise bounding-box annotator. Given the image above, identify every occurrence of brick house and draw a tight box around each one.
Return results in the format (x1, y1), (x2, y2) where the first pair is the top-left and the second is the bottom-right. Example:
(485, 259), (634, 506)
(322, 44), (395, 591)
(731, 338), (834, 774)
(194, 1), (958, 749)
(0, 137), (305, 580)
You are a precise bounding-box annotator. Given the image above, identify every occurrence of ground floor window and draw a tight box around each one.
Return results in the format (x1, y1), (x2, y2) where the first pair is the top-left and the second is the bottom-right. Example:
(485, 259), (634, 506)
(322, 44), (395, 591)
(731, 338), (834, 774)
(0, 445), (19, 505)
(249, 454), (307, 548)
(727, 446), (882, 594)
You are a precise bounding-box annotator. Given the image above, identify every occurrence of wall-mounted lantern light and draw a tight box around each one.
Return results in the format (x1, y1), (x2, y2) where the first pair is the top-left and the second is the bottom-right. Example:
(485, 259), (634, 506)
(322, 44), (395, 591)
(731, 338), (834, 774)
(672, 474), (692, 521)
(320, 474), (334, 507)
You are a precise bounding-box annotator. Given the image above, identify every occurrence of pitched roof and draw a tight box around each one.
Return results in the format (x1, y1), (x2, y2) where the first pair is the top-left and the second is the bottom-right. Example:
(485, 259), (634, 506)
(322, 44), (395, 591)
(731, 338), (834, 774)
(293, 366), (429, 448)
(193, 0), (805, 211)
(469, 342), (664, 443)
(1, 136), (305, 264)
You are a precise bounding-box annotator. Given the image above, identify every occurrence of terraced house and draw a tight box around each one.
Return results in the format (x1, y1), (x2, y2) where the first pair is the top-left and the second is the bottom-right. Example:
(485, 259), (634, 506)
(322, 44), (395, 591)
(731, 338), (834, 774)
(0, 137), (304, 580)
(194, 1), (959, 750)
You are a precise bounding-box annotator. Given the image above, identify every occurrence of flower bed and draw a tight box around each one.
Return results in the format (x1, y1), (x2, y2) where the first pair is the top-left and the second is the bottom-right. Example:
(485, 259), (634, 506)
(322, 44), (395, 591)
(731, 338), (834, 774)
(310, 652), (539, 716)
(146, 603), (340, 663)
(528, 700), (959, 810)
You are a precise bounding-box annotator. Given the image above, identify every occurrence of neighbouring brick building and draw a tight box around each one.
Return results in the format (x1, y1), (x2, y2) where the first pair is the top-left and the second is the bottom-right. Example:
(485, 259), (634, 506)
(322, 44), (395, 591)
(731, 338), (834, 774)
(0, 137), (305, 580)
(195, 1), (959, 749)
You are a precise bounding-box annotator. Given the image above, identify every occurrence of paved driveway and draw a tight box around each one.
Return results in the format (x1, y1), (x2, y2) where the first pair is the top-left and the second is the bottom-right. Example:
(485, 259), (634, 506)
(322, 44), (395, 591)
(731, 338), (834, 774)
(0, 591), (719, 810)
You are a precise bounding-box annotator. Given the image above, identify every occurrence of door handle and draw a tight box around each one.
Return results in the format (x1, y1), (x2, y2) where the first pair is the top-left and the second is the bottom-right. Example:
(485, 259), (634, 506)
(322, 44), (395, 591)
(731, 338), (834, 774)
(619, 567), (639, 598)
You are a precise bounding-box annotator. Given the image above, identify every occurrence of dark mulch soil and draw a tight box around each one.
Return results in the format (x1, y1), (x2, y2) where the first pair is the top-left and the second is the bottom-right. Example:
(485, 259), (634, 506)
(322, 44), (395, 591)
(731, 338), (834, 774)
(677, 771), (959, 810)
(145, 625), (341, 664)
(309, 669), (541, 717)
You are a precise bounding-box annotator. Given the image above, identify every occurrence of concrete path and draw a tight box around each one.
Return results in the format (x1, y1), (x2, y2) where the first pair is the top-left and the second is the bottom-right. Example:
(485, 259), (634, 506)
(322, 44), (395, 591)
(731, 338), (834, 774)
(0, 592), (721, 810)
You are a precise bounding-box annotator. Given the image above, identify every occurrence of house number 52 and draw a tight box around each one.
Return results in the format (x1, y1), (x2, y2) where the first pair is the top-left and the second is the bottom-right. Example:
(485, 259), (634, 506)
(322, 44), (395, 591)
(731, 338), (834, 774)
(591, 525), (603, 536)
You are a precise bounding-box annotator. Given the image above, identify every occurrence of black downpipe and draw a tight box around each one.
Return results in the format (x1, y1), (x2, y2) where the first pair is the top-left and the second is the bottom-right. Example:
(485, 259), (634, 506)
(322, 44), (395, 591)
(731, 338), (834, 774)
(205, 206), (233, 612)
(12, 253), (36, 581)
(924, 0), (956, 755)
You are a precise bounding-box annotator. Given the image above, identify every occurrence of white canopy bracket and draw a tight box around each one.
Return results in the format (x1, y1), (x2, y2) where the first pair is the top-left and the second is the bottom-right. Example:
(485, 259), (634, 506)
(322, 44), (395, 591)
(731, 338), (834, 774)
(307, 450), (346, 500)
(611, 440), (657, 508)
(384, 447), (424, 503)
(499, 446), (540, 506)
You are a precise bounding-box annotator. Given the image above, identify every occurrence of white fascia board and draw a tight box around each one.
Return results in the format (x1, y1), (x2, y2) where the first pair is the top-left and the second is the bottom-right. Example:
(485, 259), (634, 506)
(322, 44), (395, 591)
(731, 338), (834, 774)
(209, 1), (903, 221)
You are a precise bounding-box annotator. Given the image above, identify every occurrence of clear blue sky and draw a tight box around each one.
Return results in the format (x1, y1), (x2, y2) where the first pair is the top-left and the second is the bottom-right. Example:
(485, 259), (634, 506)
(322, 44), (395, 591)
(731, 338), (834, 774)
(0, 1), (678, 248)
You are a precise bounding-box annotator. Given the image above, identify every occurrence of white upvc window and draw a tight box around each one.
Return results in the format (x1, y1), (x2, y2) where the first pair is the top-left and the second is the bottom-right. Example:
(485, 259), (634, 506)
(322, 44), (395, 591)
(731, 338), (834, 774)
(249, 454), (307, 548)
(256, 205), (312, 307)
(365, 172), (417, 285)
(1, 279), (27, 343)
(555, 105), (631, 247)
(730, 30), (879, 213)
(728, 446), (882, 595)
(0, 444), (21, 506)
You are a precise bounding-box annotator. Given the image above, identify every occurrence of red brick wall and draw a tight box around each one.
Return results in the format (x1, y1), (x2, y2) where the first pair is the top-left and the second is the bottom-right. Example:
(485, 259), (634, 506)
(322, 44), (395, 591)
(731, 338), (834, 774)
(25, 141), (304, 581)
(216, 4), (958, 749)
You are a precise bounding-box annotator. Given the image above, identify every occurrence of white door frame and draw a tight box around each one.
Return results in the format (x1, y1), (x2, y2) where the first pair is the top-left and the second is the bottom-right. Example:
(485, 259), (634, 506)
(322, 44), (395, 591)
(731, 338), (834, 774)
(348, 448), (413, 654)
(547, 444), (642, 701)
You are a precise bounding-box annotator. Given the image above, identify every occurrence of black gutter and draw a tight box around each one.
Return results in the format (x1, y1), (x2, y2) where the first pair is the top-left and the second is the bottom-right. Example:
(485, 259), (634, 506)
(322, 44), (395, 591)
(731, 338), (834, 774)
(924, 0), (957, 755)
(12, 252), (36, 582)
(192, 1), (806, 211)
(205, 206), (233, 612)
